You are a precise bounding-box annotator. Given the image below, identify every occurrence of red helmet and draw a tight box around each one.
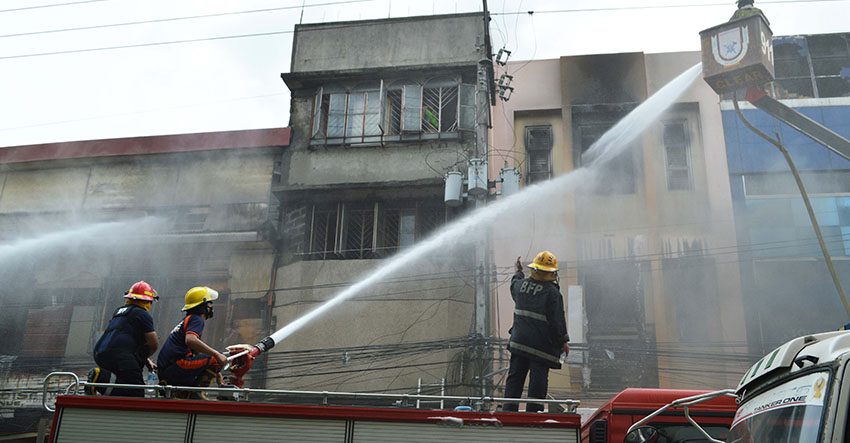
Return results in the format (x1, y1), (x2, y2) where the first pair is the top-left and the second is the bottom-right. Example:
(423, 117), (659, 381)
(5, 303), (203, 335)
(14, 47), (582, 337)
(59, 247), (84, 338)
(124, 281), (159, 302)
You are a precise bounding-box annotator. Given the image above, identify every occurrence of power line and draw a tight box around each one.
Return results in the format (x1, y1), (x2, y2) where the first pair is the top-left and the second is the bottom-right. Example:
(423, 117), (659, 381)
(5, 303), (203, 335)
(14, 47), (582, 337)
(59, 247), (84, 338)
(0, 29), (294, 61)
(490, 0), (850, 16)
(0, 2), (458, 61)
(0, 0), (108, 14)
(0, 0), (378, 39)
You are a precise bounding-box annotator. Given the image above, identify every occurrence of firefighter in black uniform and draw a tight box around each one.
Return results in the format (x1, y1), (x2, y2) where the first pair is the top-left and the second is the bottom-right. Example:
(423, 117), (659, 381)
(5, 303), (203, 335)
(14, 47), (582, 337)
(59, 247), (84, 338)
(91, 281), (159, 397)
(503, 251), (569, 412)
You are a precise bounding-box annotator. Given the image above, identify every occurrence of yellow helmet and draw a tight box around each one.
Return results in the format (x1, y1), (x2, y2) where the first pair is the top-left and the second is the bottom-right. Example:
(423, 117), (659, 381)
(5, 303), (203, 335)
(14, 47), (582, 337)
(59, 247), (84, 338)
(181, 286), (219, 311)
(528, 250), (558, 272)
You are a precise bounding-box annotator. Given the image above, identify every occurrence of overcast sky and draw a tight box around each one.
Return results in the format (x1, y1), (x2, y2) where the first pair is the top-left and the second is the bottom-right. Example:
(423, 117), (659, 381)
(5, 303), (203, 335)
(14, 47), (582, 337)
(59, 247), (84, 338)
(0, 0), (848, 147)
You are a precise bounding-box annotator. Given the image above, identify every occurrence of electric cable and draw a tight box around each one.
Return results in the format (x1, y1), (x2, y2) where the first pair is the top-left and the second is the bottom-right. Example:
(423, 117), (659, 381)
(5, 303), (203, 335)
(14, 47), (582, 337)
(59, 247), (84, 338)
(0, 0), (108, 13)
(0, 0), (378, 39)
(490, 0), (850, 16)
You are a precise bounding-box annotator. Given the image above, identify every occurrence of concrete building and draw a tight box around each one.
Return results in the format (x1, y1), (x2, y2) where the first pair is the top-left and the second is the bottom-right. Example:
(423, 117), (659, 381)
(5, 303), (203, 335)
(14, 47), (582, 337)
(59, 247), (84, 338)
(0, 128), (290, 438)
(273, 13), (493, 394)
(489, 52), (749, 399)
(721, 32), (850, 355)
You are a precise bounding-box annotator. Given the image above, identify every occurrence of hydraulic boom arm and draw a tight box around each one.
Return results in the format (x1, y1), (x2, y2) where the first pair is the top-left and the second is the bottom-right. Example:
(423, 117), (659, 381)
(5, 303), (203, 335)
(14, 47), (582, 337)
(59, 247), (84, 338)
(746, 87), (850, 162)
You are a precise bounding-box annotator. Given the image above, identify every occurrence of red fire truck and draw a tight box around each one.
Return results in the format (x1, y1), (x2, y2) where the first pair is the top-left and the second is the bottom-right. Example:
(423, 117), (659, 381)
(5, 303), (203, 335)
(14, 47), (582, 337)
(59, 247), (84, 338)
(581, 388), (737, 443)
(43, 372), (581, 443)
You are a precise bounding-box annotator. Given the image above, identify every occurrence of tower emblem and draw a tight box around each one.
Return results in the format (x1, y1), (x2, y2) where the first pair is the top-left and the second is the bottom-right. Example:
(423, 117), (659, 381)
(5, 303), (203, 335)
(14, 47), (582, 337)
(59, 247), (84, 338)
(711, 25), (749, 66)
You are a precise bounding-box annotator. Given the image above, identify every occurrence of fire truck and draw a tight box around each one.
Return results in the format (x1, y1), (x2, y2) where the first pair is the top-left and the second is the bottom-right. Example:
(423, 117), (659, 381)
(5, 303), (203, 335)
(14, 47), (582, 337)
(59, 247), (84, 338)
(625, 331), (850, 442)
(580, 388), (737, 443)
(42, 371), (581, 443)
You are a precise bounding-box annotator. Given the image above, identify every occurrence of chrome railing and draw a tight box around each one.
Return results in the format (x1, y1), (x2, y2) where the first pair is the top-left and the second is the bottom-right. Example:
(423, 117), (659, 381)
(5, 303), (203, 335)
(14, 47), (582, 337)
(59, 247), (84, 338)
(626, 389), (737, 443)
(42, 371), (579, 413)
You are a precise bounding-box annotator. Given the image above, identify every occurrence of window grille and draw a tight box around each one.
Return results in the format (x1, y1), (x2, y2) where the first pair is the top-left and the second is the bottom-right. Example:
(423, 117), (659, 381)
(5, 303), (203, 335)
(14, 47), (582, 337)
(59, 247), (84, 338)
(300, 200), (445, 260)
(422, 86), (459, 133)
(525, 125), (553, 184)
(662, 120), (693, 191)
(311, 77), (473, 143)
(342, 203), (376, 259)
(308, 205), (340, 260)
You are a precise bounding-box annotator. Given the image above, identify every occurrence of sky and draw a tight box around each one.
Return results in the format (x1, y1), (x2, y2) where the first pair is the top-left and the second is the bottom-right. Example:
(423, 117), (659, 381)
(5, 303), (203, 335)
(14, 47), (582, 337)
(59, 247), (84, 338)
(0, 0), (848, 147)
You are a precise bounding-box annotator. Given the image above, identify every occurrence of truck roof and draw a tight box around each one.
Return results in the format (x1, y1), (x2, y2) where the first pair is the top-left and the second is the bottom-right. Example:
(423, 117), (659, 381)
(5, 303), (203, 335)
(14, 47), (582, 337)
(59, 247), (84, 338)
(737, 331), (850, 393)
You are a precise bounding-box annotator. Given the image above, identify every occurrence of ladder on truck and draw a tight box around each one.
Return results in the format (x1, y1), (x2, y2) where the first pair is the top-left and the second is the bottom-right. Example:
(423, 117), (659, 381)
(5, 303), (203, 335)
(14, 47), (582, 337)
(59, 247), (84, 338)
(415, 377), (445, 409)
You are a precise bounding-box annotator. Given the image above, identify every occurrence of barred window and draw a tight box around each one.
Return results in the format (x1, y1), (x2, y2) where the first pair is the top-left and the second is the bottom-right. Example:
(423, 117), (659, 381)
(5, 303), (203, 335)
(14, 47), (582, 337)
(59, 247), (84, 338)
(301, 200), (445, 260)
(525, 125), (553, 184)
(311, 76), (474, 145)
(662, 120), (693, 191)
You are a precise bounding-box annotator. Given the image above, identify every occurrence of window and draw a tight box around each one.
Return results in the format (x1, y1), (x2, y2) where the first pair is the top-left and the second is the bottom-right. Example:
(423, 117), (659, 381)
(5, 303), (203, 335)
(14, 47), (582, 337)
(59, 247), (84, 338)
(573, 111), (638, 195)
(422, 79), (459, 133)
(525, 125), (553, 184)
(312, 84), (383, 144)
(771, 33), (850, 99)
(301, 200), (445, 260)
(772, 36), (815, 99)
(312, 76), (474, 145)
(662, 120), (693, 191)
(385, 79), (468, 135)
(808, 34), (850, 98)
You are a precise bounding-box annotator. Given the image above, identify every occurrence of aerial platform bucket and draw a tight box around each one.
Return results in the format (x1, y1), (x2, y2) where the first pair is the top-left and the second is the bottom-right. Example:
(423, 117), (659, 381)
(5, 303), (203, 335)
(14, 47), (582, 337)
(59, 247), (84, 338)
(699, 14), (774, 95)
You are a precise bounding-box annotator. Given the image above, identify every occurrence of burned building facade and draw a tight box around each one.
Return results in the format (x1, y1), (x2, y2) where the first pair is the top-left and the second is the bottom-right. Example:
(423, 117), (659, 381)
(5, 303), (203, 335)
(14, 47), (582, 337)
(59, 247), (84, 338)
(489, 52), (749, 398)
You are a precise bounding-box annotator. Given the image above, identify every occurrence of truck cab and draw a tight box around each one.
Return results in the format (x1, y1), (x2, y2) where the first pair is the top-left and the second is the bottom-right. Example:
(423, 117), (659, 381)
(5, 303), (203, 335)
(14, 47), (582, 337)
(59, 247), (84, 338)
(728, 330), (850, 442)
(581, 388), (736, 443)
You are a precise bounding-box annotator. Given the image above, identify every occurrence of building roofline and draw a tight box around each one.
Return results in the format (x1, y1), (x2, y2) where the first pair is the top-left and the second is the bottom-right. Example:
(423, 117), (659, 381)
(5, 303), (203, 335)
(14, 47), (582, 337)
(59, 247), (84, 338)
(293, 11), (483, 32)
(0, 127), (291, 165)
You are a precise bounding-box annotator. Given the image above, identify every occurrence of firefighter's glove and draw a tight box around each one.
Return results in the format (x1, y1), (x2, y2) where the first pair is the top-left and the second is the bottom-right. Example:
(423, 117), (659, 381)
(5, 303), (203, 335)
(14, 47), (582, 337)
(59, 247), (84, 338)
(515, 256), (523, 273)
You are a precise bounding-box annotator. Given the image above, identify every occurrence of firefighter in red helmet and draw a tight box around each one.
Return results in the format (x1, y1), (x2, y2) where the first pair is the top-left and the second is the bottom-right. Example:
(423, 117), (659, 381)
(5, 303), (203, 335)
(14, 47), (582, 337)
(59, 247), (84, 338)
(90, 281), (159, 397)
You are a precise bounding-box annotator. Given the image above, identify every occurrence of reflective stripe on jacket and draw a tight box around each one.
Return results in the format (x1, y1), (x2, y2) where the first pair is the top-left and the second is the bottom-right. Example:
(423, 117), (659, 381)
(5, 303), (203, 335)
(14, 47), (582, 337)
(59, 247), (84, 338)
(507, 270), (569, 369)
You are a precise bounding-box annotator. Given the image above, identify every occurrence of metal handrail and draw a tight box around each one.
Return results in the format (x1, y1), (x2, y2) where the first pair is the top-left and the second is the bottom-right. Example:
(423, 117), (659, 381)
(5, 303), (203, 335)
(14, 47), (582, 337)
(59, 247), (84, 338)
(626, 389), (737, 443)
(43, 371), (580, 413)
(42, 372), (80, 412)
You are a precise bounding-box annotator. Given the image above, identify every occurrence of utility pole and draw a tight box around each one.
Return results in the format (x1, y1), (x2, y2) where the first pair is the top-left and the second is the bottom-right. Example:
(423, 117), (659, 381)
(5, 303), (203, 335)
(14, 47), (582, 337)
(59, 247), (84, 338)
(471, 0), (494, 399)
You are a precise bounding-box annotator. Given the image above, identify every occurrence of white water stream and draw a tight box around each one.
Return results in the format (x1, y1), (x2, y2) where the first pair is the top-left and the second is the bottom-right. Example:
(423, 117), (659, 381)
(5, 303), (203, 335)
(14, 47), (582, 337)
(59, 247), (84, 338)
(0, 217), (165, 265)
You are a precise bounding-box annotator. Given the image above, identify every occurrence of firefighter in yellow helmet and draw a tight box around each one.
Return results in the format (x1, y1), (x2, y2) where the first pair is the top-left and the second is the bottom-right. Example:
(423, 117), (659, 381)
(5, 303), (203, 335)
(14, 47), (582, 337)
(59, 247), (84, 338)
(156, 286), (227, 397)
(503, 251), (570, 412)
